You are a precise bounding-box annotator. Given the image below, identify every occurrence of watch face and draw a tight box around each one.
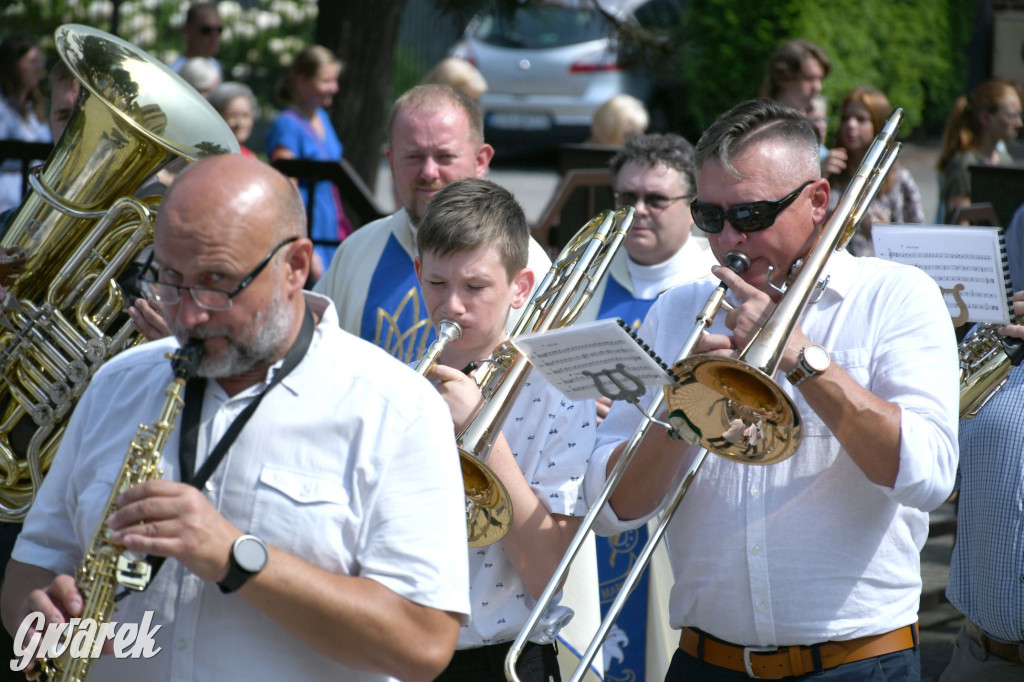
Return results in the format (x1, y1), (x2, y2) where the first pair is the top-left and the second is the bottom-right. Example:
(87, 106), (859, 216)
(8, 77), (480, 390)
(235, 536), (268, 573)
(804, 345), (830, 373)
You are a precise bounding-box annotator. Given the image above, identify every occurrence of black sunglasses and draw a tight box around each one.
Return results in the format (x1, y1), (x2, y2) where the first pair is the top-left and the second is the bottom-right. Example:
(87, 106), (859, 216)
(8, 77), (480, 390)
(199, 25), (223, 36)
(690, 180), (814, 234)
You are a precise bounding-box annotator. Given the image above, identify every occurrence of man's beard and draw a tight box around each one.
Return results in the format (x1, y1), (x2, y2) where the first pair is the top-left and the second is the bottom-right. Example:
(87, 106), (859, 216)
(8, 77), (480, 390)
(173, 283), (296, 379)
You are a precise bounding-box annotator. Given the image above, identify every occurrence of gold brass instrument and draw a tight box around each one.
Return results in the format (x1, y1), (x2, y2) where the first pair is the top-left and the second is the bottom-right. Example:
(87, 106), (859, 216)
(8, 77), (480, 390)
(666, 107), (904, 463)
(415, 318), (515, 547)
(30, 340), (203, 682)
(0, 25), (238, 521)
(959, 323), (1024, 418)
(505, 252), (749, 682)
(458, 207), (633, 547)
(507, 109), (905, 682)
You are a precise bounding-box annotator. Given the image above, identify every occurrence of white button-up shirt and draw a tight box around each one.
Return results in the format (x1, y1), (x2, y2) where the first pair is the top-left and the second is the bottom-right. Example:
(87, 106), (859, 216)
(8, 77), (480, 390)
(14, 294), (471, 681)
(588, 251), (958, 646)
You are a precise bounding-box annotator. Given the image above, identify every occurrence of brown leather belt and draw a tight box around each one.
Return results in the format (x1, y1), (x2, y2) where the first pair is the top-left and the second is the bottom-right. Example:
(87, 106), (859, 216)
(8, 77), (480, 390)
(965, 620), (1024, 665)
(679, 623), (917, 679)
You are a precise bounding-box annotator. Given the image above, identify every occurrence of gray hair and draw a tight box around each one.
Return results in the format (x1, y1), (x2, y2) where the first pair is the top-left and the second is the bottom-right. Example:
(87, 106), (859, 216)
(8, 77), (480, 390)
(610, 133), (697, 199)
(207, 81), (257, 115)
(694, 99), (820, 180)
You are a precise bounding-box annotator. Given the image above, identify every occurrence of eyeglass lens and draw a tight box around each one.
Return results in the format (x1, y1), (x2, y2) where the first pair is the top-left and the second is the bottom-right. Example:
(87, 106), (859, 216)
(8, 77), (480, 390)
(200, 25), (223, 35)
(615, 192), (685, 211)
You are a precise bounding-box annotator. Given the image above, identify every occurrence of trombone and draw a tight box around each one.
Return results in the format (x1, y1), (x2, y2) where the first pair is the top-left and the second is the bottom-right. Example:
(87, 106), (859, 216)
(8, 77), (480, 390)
(506, 108), (906, 682)
(416, 318), (516, 547)
(425, 209), (634, 547)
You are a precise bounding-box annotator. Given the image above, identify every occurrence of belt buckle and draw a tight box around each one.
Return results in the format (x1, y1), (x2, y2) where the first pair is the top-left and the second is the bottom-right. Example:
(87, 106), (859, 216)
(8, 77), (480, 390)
(743, 645), (778, 679)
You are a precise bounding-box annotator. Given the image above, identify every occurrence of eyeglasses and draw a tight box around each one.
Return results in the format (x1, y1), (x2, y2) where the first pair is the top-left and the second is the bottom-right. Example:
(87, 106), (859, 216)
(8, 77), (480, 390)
(199, 25), (223, 36)
(614, 191), (689, 211)
(690, 180), (814, 234)
(138, 237), (298, 311)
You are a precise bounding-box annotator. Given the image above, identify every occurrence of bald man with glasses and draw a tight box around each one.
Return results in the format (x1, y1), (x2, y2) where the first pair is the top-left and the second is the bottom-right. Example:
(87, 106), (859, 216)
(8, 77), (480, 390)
(585, 99), (958, 682)
(2, 155), (470, 682)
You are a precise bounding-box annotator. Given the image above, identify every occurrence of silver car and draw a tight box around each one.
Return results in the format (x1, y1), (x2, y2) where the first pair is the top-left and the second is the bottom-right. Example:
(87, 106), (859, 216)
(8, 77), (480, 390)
(449, 0), (664, 153)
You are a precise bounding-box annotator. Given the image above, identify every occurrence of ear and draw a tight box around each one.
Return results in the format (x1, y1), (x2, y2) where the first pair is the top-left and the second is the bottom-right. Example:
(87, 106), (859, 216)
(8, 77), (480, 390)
(475, 143), (495, 178)
(414, 256), (422, 284)
(284, 238), (312, 293)
(809, 178), (830, 227)
(509, 267), (535, 310)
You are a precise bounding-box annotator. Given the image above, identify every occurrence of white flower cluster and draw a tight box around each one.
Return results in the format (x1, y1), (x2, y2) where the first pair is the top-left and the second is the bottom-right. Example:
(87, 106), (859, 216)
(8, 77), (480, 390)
(3, 0), (318, 78)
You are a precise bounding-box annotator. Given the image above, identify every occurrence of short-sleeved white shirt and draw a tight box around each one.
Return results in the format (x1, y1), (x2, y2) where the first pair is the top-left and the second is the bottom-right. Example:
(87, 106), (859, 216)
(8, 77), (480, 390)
(13, 293), (471, 682)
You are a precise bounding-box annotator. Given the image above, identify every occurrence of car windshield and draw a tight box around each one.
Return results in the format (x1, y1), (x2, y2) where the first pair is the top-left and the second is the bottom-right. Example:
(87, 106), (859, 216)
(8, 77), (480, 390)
(473, 5), (611, 49)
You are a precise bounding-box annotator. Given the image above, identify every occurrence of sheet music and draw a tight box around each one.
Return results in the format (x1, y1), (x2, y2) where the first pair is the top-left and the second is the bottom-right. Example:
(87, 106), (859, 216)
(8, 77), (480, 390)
(872, 223), (1012, 325)
(512, 318), (672, 401)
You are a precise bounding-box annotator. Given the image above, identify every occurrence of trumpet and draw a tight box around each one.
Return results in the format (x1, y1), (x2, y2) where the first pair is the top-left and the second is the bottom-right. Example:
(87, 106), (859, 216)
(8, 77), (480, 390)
(507, 109), (906, 682)
(415, 318), (514, 547)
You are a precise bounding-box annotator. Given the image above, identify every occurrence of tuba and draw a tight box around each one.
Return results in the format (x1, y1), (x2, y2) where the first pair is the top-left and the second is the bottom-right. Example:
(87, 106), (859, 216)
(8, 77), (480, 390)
(0, 25), (238, 521)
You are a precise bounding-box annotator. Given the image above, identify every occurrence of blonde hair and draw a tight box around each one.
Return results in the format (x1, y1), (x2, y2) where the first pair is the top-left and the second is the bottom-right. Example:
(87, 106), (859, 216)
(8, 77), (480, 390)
(591, 94), (649, 147)
(423, 57), (487, 101)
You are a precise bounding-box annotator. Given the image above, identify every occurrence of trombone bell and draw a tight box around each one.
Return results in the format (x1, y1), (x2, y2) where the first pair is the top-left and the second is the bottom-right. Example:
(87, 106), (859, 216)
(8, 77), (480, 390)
(666, 356), (801, 464)
(461, 452), (512, 547)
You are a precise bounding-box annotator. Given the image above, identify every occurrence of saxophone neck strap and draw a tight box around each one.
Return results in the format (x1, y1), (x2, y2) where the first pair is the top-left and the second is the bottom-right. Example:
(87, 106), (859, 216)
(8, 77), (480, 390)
(117, 304), (314, 601)
(179, 303), (315, 488)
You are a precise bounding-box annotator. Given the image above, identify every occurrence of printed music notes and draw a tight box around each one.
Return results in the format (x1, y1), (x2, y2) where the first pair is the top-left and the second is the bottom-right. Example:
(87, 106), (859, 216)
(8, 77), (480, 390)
(872, 223), (1013, 325)
(513, 318), (672, 401)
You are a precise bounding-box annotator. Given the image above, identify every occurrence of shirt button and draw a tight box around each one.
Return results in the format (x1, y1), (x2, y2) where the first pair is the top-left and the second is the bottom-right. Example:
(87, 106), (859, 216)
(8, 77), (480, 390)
(751, 545), (761, 555)
(750, 487), (760, 498)
(757, 601), (767, 611)
(176, 639), (187, 651)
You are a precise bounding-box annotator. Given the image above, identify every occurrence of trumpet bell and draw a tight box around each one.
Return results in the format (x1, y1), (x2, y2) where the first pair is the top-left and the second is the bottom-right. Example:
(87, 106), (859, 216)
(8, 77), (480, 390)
(460, 451), (512, 547)
(666, 355), (802, 464)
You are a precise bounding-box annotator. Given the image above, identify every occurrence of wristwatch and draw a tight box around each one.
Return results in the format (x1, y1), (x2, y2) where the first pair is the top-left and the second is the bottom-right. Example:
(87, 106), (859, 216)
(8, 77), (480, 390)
(218, 534), (269, 594)
(786, 344), (831, 387)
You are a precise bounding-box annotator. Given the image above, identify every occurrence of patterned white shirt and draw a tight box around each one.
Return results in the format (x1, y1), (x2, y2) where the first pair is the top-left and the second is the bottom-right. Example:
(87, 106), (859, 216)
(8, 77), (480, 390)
(459, 374), (596, 648)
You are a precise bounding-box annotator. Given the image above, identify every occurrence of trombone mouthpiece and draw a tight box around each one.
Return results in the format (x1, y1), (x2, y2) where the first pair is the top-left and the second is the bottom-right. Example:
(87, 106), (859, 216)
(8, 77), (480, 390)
(438, 318), (463, 341)
(724, 252), (751, 274)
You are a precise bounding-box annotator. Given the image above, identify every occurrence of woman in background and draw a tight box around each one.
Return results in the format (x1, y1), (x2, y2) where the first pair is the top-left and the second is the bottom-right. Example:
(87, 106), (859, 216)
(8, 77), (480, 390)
(829, 86), (924, 255)
(938, 77), (1023, 222)
(208, 81), (258, 158)
(0, 35), (51, 214)
(266, 44), (351, 280)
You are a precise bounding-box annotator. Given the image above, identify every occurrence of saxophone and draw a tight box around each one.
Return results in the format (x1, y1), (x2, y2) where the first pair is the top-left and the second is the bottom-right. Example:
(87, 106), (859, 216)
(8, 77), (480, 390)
(30, 340), (203, 682)
(960, 323), (1024, 418)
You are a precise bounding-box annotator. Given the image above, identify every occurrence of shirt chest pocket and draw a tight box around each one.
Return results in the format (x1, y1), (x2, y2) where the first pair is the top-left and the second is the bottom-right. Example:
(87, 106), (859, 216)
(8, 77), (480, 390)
(250, 465), (353, 573)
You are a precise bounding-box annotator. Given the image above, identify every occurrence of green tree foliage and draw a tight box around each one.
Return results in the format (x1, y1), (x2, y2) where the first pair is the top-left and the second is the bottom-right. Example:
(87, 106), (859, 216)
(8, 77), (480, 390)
(674, 0), (976, 140)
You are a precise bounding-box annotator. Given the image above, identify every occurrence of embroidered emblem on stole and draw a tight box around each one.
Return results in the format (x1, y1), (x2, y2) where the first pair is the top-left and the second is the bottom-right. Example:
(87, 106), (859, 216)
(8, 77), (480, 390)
(361, 234), (436, 363)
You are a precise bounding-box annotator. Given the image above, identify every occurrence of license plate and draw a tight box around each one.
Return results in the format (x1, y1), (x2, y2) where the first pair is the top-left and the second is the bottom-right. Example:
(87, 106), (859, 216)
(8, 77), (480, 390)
(487, 111), (552, 131)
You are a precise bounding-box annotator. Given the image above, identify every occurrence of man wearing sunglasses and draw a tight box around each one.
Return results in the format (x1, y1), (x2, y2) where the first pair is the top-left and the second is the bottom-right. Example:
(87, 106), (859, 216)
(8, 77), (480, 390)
(586, 99), (958, 681)
(2, 155), (470, 681)
(169, 2), (223, 82)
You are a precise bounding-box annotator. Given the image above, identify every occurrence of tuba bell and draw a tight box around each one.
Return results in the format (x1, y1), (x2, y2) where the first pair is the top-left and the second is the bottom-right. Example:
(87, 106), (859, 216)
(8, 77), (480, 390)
(0, 25), (238, 521)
